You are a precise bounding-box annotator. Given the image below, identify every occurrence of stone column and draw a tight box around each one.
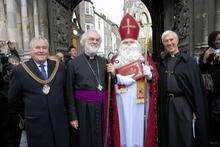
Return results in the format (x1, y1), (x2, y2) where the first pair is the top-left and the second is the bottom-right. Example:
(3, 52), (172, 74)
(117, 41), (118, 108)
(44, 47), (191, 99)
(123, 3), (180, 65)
(0, 0), (8, 40)
(33, 0), (39, 37)
(6, 0), (17, 42)
(201, 12), (209, 48)
(21, 0), (30, 53)
(38, 0), (49, 39)
(215, 0), (220, 30)
(197, 0), (209, 49)
(15, 4), (24, 55)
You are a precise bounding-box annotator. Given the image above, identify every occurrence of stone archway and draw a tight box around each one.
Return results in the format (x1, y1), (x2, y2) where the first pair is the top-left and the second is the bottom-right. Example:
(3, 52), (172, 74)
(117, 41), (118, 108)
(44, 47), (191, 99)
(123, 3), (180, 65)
(69, 0), (165, 54)
(142, 0), (193, 54)
(141, 0), (164, 54)
(47, 0), (76, 53)
(48, 0), (163, 54)
(51, 0), (218, 55)
(1, 0), (216, 58)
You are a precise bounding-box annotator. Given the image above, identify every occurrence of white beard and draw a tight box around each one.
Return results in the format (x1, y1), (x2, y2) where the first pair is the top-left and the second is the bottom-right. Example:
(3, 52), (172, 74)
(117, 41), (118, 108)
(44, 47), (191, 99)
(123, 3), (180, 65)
(114, 41), (144, 68)
(84, 41), (99, 57)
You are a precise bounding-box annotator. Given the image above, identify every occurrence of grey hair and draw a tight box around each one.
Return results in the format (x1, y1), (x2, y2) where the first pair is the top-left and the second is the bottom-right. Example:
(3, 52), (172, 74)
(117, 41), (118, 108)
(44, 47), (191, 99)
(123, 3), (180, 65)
(29, 36), (49, 49)
(80, 30), (102, 47)
(161, 30), (179, 42)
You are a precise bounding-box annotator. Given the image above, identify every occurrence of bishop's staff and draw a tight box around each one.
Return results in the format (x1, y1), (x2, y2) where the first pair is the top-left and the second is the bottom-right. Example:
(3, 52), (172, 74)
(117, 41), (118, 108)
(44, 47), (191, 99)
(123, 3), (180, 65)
(143, 51), (151, 147)
(104, 52), (115, 147)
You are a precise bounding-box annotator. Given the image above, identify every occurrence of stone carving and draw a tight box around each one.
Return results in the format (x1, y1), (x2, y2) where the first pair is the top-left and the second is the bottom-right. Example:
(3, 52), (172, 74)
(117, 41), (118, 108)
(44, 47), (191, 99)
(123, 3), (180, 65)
(172, 0), (191, 50)
(49, 0), (73, 52)
(172, 0), (190, 39)
(55, 0), (76, 10)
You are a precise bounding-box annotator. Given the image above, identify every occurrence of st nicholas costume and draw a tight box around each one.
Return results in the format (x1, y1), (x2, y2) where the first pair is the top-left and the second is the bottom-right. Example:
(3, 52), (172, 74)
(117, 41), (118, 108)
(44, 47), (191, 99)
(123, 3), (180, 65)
(111, 13), (158, 147)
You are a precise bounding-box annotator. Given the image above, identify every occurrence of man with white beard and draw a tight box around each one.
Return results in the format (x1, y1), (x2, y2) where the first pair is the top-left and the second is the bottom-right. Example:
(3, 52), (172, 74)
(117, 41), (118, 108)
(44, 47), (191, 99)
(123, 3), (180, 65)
(111, 13), (158, 147)
(114, 39), (145, 69)
(66, 30), (115, 147)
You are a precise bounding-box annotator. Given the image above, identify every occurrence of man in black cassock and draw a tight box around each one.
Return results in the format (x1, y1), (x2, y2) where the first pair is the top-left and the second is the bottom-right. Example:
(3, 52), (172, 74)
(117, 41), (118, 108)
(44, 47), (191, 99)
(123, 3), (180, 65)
(66, 30), (115, 147)
(157, 30), (209, 147)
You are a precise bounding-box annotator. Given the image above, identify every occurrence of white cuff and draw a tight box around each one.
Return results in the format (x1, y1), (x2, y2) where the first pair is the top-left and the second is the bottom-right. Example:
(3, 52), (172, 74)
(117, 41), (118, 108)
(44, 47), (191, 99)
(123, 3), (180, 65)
(116, 74), (135, 86)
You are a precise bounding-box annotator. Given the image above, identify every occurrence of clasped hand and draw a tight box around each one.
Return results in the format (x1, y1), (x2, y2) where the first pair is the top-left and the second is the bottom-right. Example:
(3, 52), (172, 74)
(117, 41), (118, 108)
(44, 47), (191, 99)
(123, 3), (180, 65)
(106, 63), (115, 76)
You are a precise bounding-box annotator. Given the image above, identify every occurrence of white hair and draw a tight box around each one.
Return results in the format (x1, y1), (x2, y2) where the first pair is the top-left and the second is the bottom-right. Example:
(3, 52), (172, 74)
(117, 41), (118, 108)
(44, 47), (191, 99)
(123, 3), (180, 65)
(161, 30), (179, 42)
(80, 30), (102, 47)
(29, 36), (49, 49)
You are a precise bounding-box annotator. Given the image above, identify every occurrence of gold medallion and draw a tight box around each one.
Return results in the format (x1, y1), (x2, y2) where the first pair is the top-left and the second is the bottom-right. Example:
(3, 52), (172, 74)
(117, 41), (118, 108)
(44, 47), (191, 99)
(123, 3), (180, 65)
(42, 84), (50, 95)
(21, 61), (60, 96)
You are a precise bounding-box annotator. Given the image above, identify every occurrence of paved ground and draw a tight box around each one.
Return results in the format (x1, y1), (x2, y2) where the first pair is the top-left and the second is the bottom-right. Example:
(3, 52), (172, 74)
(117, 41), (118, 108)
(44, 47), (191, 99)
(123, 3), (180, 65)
(19, 132), (219, 147)
(210, 142), (220, 147)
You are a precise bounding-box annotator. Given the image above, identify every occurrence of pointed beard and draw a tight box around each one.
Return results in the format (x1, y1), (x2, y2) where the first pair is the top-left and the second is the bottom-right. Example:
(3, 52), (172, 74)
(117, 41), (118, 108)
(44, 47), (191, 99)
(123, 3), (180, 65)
(85, 42), (99, 57)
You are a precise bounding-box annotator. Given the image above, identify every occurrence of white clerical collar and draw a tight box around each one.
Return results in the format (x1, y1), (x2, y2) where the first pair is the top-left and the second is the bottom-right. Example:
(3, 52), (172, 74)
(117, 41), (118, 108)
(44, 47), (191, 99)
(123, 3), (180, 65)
(171, 54), (175, 57)
(84, 53), (96, 60)
(89, 56), (95, 59)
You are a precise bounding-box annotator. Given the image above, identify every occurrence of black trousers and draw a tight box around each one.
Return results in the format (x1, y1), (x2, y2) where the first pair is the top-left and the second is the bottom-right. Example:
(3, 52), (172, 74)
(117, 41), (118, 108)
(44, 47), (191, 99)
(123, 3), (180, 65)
(0, 97), (9, 147)
(69, 125), (78, 147)
(208, 95), (220, 145)
(5, 114), (22, 147)
(167, 96), (195, 147)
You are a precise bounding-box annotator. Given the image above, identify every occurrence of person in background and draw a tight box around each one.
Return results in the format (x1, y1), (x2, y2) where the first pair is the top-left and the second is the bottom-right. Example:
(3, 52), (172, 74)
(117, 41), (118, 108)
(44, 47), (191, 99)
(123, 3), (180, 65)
(0, 41), (21, 147)
(69, 45), (78, 60)
(199, 31), (220, 146)
(67, 45), (78, 147)
(56, 52), (65, 62)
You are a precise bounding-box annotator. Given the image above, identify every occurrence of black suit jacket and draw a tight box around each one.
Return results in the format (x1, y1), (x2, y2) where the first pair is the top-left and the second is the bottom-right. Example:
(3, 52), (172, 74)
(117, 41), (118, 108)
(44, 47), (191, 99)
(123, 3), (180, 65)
(8, 59), (69, 147)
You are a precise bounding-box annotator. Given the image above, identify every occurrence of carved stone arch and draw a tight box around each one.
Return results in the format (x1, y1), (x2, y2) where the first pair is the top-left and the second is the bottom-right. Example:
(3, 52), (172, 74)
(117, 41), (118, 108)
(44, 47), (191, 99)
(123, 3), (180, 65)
(141, 0), (164, 54)
(49, 0), (196, 55)
(172, 0), (193, 53)
(65, 0), (164, 54)
(142, 0), (193, 53)
(48, 0), (83, 53)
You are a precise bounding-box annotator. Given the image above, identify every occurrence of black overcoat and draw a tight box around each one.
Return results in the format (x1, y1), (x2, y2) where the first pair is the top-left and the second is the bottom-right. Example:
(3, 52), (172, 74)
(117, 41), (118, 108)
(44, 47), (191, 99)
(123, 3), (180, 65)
(157, 52), (209, 147)
(8, 59), (69, 147)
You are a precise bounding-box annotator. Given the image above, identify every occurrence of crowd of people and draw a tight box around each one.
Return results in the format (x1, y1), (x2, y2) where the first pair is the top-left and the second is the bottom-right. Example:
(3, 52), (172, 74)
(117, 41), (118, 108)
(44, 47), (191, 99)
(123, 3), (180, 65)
(0, 13), (219, 147)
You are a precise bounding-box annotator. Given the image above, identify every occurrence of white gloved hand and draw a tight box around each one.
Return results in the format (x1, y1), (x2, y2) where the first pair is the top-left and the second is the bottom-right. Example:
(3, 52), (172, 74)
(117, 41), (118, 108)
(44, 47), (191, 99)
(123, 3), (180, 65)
(142, 63), (152, 80)
(116, 74), (135, 86)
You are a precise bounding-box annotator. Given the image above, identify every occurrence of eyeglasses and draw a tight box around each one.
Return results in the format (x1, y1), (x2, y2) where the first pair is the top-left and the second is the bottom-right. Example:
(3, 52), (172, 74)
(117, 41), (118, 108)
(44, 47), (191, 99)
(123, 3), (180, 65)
(34, 46), (48, 50)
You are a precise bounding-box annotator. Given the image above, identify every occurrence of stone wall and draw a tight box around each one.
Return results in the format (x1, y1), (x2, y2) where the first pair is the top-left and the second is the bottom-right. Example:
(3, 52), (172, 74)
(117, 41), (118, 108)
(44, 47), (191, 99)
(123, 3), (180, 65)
(48, 0), (73, 53)
(142, 0), (219, 55)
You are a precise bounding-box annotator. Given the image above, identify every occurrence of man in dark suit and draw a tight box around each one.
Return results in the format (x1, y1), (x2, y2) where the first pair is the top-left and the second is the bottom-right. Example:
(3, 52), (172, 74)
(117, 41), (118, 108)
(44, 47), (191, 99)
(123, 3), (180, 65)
(8, 36), (74, 147)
